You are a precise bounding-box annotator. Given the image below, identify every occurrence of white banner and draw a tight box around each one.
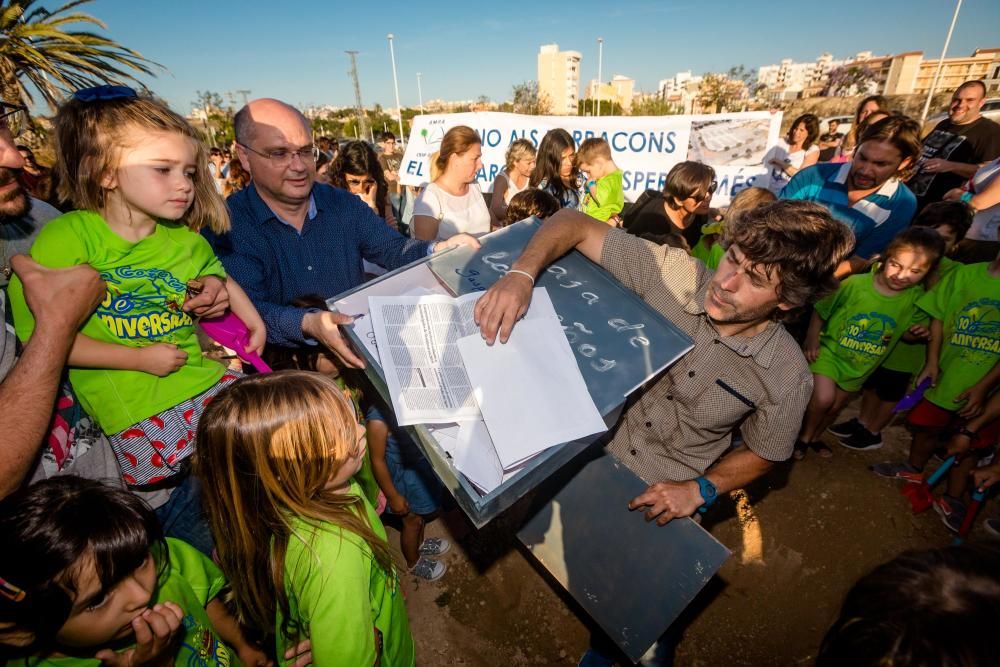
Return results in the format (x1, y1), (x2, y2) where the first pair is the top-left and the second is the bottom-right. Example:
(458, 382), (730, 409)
(399, 111), (783, 206)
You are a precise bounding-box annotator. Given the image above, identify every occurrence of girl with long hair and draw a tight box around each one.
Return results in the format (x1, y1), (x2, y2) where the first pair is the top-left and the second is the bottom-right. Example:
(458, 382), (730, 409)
(529, 128), (581, 209)
(6, 87), (264, 554)
(195, 371), (414, 666)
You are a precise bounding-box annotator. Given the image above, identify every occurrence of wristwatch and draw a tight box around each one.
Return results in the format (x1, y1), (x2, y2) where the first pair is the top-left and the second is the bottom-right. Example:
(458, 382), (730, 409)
(695, 476), (718, 514)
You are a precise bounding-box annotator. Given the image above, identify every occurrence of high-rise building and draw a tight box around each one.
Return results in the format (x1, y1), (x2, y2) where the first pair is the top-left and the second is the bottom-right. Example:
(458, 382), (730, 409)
(537, 44), (582, 115)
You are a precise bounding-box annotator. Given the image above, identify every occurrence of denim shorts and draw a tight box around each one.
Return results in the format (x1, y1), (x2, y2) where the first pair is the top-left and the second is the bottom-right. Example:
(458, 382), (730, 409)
(366, 404), (443, 515)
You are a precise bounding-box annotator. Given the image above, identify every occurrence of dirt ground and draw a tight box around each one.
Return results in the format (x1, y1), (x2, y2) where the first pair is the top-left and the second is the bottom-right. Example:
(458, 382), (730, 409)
(386, 404), (999, 666)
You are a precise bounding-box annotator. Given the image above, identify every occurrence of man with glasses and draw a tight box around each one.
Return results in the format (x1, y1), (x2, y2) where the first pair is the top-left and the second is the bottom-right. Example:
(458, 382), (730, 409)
(210, 98), (479, 368)
(622, 161), (717, 249)
(782, 115), (922, 276)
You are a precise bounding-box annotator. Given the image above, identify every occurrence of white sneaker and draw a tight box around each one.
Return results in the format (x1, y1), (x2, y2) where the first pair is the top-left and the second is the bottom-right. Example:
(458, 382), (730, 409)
(409, 556), (446, 581)
(418, 537), (451, 557)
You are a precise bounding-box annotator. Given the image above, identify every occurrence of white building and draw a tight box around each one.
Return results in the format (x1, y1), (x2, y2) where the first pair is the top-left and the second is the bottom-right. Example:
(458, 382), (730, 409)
(538, 44), (582, 115)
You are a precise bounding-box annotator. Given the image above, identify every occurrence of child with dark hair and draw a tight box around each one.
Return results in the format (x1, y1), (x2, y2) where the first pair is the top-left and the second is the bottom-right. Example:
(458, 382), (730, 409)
(833, 201), (974, 452)
(0, 476), (266, 666)
(796, 227), (945, 458)
(818, 543), (1000, 667)
(503, 189), (560, 226)
(873, 244), (1000, 526)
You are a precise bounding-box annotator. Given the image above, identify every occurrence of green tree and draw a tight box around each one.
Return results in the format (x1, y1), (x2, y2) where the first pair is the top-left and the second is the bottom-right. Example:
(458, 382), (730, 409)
(511, 81), (551, 115)
(630, 96), (683, 116)
(697, 72), (745, 113)
(578, 98), (623, 116)
(0, 0), (160, 116)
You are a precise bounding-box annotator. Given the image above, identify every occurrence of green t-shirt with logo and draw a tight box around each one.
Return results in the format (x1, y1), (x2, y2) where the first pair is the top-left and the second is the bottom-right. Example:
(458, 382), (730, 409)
(7, 211), (226, 434)
(918, 262), (1000, 410)
(811, 271), (926, 392)
(9, 539), (236, 667)
(882, 256), (960, 374)
(582, 170), (625, 222)
(278, 481), (414, 667)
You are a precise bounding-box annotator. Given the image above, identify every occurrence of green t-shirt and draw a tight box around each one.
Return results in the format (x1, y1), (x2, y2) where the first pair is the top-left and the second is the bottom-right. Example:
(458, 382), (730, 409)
(7, 211), (226, 434)
(278, 482), (414, 667)
(811, 272), (926, 391)
(10, 538), (235, 667)
(882, 257), (960, 374)
(690, 238), (725, 270)
(582, 170), (625, 222)
(918, 262), (1000, 409)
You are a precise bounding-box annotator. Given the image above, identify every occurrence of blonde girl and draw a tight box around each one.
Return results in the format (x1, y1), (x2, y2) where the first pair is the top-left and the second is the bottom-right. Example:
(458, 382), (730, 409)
(489, 138), (537, 226)
(7, 86), (265, 554)
(195, 371), (414, 666)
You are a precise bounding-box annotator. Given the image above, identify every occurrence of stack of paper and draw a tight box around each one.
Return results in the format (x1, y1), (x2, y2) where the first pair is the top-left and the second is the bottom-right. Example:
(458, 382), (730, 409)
(367, 287), (607, 495)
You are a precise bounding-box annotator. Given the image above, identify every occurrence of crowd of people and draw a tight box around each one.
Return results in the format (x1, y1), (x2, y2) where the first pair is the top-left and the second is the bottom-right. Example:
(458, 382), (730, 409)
(0, 76), (998, 666)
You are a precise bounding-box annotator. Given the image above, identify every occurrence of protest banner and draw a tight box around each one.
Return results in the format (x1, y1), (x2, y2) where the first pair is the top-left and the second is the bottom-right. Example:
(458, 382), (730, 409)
(399, 111), (783, 206)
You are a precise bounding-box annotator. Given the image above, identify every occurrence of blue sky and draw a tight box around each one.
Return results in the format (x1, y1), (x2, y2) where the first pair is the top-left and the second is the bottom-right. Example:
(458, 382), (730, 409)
(72, 0), (1000, 113)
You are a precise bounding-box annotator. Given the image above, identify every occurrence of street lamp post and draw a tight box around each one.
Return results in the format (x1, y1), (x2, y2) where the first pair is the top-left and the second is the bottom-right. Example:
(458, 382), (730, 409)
(387, 33), (406, 143)
(920, 0), (963, 124)
(596, 37), (604, 118)
(417, 72), (425, 115)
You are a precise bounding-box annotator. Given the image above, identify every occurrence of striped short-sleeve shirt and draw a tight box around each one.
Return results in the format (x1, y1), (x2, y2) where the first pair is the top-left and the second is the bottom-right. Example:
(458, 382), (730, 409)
(601, 230), (813, 484)
(780, 162), (916, 260)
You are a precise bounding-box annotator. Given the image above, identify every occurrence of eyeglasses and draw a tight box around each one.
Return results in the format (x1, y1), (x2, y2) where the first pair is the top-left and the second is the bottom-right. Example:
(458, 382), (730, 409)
(693, 180), (719, 202)
(0, 103), (28, 135)
(238, 142), (315, 166)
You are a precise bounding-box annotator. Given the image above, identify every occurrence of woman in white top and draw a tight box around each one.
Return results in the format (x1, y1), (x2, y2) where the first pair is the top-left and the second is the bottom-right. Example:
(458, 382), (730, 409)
(762, 113), (821, 195)
(489, 138), (536, 227)
(412, 125), (491, 241)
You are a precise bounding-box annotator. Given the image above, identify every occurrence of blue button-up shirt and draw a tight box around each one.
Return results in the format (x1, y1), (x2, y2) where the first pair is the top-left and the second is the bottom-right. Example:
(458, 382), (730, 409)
(781, 162), (917, 259)
(206, 182), (432, 346)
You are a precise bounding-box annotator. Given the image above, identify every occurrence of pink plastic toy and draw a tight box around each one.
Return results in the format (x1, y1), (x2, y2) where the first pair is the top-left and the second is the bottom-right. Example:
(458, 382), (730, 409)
(198, 312), (272, 373)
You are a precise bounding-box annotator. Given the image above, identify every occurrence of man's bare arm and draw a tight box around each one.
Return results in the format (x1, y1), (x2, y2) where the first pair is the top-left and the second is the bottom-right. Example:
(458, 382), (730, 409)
(474, 209), (611, 344)
(0, 257), (104, 497)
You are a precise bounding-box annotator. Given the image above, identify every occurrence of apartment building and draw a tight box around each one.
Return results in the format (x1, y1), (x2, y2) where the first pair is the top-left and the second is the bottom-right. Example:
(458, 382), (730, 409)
(538, 44), (582, 115)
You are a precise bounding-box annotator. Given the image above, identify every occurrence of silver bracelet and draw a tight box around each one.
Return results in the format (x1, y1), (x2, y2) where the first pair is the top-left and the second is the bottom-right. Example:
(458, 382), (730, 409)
(506, 269), (535, 285)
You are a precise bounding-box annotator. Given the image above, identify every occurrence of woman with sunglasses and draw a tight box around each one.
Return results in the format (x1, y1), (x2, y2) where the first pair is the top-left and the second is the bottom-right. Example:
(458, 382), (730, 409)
(329, 140), (398, 229)
(624, 161), (717, 251)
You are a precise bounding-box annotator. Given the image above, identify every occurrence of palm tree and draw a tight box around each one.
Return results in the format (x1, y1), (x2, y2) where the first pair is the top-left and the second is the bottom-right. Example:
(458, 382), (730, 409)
(0, 0), (161, 112)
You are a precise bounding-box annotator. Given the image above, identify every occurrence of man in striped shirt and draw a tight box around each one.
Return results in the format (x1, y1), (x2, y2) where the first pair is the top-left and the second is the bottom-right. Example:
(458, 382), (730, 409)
(781, 115), (922, 277)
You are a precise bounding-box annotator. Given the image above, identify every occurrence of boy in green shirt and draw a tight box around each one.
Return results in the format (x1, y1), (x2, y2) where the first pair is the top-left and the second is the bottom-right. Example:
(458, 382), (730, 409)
(576, 138), (625, 224)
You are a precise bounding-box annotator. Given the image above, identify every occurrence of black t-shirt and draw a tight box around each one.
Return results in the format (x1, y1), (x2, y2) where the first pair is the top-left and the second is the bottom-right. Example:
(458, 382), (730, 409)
(908, 116), (1000, 208)
(622, 190), (703, 249)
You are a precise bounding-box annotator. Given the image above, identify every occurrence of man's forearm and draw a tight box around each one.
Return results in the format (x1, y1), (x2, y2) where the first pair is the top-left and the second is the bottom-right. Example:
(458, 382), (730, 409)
(511, 208), (609, 275)
(945, 161), (980, 180)
(0, 325), (75, 497)
(703, 446), (774, 495)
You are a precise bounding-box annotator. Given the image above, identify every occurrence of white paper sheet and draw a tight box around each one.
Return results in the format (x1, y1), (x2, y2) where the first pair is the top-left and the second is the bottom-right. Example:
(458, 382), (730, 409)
(457, 317), (608, 469)
(367, 288), (559, 426)
(331, 263), (448, 367)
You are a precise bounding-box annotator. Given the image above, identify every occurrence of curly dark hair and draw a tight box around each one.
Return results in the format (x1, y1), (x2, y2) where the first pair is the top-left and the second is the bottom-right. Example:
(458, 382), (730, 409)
(723, 199), (855, 313)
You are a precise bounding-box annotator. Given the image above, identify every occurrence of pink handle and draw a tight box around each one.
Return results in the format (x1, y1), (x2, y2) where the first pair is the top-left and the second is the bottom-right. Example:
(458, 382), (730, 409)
(199, 312), (272, 373)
